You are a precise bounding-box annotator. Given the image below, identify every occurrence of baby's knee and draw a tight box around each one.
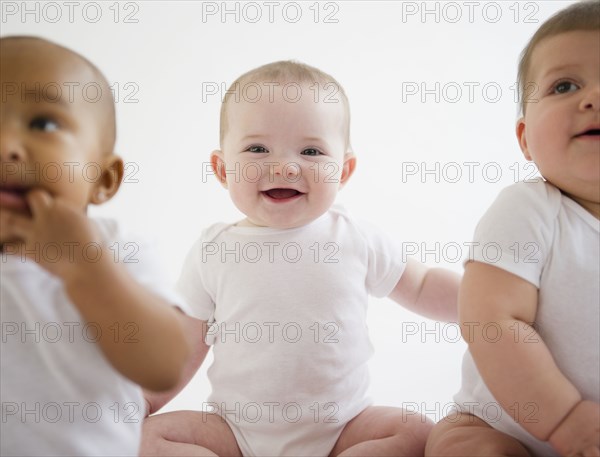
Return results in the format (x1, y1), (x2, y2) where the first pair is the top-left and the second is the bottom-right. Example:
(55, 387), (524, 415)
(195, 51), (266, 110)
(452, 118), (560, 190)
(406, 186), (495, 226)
(425, 425), (479, 456)
(399, 409), (435, 439)
(389, 412), (434, 454)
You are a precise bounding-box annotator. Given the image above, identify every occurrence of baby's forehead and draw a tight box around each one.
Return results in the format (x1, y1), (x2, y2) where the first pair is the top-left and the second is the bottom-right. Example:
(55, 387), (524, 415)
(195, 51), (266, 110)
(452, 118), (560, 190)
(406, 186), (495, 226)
(1, 37), (111, 106)
(221, 75), (349, 146)
(528, 31), (598, 78)
(2, 38), (98, 87)
(227, 94), (346, 139)
(227, 78), (344, 113)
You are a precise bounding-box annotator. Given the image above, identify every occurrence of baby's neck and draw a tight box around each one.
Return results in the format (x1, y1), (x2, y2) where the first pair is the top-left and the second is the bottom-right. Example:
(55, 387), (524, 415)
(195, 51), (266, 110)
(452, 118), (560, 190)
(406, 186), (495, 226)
(564, 193), (600, 220)
(235, 218), (264, 228)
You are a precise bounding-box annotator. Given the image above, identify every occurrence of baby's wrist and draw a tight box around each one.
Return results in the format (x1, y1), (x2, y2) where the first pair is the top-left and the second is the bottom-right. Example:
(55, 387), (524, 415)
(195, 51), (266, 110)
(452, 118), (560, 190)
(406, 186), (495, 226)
(549, 400), (580, 430)
(546, 399), (584, 449)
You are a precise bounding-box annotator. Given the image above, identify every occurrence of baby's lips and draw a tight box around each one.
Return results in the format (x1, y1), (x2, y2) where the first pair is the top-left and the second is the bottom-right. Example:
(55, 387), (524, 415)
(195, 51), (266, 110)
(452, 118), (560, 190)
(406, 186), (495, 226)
(0, 187), (30, 213)
(264, 188), (302, 199)
(575, 125), (600, 138)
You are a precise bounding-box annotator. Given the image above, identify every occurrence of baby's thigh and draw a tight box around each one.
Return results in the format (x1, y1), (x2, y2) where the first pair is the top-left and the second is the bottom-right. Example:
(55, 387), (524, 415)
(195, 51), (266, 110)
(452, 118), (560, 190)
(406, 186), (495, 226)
(329, 405), (433, 456)
(141, 410), (241, 456)
(425, 412), (532, 457)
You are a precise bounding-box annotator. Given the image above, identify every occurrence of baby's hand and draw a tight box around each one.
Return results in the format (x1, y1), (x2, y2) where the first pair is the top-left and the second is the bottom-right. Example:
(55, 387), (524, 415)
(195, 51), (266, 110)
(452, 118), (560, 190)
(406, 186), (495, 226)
(549, 400), (600, 456)
(2, 189), (104, 280)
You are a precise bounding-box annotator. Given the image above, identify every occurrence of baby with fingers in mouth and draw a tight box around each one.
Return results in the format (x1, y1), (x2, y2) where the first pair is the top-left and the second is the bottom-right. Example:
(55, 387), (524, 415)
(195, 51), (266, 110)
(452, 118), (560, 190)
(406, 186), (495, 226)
(0, 36), (190, 456)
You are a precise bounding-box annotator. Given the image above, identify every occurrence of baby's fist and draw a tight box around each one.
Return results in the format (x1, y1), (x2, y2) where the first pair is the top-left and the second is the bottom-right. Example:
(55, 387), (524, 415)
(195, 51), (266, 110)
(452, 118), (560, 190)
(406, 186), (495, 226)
(18, 189), (103, 279)
(549, 400), (600, 456)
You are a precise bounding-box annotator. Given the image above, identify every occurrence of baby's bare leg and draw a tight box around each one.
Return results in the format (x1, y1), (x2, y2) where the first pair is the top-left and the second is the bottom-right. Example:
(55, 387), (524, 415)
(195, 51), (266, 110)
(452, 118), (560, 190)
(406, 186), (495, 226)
(140, 411), (241, 457)
(329, 406), (433, 456)
(425, 412), (532, 456)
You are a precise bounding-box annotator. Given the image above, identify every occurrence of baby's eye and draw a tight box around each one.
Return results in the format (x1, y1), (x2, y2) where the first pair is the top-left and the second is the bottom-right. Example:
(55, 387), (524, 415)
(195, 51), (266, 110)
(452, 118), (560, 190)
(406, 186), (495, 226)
(30, 117), (59, 132)
(246, 145), (268, 153)
(301, 148), (323, 156)
(552, 81), (579, 95)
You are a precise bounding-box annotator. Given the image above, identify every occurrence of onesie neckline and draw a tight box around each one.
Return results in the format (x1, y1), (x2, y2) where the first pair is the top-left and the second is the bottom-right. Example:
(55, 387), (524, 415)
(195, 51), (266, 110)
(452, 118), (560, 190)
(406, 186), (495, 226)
(226, 208), (333, 236)
(561, 193), (600, 232)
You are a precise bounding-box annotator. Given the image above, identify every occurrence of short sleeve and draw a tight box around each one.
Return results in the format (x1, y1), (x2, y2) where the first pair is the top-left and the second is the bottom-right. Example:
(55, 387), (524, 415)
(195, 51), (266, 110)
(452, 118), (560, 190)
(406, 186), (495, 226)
(468, 180), (557, 288)
(358, 220), (407, 298)
(176, 237), (216, 321)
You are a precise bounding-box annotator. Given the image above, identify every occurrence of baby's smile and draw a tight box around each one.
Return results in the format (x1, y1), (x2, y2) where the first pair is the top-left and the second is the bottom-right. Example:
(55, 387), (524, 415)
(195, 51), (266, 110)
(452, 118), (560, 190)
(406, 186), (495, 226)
(261, 187), (305, 202)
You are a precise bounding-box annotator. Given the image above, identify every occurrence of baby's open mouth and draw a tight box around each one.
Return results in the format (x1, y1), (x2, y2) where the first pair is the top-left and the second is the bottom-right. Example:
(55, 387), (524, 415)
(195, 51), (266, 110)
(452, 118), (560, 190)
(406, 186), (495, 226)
(262, 188), (304, 200)
(575, 128), (600, 138)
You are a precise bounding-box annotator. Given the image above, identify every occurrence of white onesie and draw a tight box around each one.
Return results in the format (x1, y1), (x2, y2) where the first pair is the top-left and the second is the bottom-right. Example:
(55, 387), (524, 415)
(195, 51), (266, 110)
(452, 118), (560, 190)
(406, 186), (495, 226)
(1, 219), (184, 456)
(177, 205), (406, 456)
(454, 179), (600, 456)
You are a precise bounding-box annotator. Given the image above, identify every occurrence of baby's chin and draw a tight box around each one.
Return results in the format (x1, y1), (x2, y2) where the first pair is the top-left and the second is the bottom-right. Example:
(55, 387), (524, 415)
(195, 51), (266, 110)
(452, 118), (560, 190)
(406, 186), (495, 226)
(0, 237), (24, 253)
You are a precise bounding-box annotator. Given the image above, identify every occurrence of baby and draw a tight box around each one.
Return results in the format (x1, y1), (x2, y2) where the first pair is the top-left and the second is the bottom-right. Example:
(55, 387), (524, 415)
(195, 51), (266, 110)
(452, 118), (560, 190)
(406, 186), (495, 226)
(141, 61), (460, 456)
(425, 2), (599, 456)
(0, 36), (190, 456)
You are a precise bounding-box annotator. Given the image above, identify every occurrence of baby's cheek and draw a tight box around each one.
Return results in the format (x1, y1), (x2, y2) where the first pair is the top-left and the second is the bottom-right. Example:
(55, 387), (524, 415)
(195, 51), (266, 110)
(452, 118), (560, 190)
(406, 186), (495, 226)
(313, 162), (343, 185)
(229, 185), (256, 212)
(312, 184), (339, 208)
(56, 181), (94, 211)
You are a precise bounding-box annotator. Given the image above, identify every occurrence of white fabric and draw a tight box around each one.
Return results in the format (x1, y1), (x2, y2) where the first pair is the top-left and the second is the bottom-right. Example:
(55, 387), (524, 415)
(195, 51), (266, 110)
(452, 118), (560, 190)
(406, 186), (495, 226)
(177, 205), (406, 456)
(454, 179), (600, 456)
(0, 218), (183, 457)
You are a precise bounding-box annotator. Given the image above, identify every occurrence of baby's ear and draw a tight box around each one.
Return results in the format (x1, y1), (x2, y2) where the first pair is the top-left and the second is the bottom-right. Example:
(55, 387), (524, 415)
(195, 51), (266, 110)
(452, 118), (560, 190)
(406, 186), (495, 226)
(210, 150), (228, 189)
(339, 153), (356, 188)
(516, 118), (533, 161)
(90, 154), (124, 205)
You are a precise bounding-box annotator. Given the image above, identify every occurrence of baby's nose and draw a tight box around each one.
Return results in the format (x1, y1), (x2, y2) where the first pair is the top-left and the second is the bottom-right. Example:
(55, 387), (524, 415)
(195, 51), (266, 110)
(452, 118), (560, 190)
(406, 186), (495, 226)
(580, 83), (600, 111)
(270, 161), (300, 179)
(0, 131), (26, 163)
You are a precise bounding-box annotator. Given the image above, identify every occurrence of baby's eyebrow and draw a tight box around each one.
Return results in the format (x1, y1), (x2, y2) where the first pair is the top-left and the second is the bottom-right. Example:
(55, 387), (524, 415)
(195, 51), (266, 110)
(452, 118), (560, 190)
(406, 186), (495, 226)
(301, 136), (324, 143)
(540, 63), (583, 79)
(241, 134), (265, 141)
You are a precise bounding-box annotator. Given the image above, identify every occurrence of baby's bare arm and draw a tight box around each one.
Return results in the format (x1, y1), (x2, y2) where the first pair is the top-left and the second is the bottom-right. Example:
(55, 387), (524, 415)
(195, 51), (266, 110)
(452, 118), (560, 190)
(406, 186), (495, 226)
(460, 261), (582, 442)
(144, 316), (211, 416)
(389, 258), (460, 322)
(3, 190), (190, 392)
(66, 261), (190, 392)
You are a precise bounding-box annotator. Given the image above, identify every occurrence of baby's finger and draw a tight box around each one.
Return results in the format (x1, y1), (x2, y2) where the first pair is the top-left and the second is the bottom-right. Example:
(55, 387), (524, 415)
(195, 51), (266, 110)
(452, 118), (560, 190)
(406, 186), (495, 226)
(0, 210), (33, 240)
(26, 189), (54, 218)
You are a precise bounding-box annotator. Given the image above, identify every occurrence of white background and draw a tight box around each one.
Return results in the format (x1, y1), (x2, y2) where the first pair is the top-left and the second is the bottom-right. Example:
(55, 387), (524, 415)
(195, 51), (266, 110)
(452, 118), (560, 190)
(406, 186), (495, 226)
(2, 0), (571, 422)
